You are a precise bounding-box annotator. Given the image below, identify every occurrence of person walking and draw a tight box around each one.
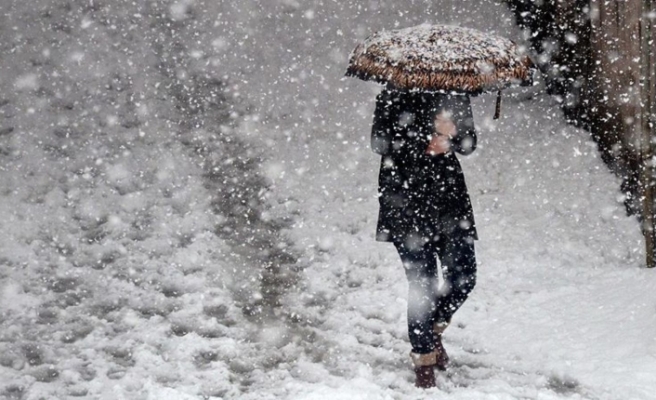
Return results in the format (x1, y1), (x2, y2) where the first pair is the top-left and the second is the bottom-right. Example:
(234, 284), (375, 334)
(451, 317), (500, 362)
(371, 87), (478, 388)
(346, 22), (534, 390)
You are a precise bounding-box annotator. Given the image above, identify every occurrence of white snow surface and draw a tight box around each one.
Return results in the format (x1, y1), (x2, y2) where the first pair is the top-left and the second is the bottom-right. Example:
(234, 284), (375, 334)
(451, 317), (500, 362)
(1, 0), (656, 399)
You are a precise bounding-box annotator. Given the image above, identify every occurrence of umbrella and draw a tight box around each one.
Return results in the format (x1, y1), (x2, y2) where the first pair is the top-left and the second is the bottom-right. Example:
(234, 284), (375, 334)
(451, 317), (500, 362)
(345, 24), (535, 118)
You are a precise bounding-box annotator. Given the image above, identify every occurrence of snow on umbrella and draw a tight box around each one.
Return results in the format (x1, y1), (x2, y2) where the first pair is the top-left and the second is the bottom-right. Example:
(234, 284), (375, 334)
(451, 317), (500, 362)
(345, 24), (535, 117)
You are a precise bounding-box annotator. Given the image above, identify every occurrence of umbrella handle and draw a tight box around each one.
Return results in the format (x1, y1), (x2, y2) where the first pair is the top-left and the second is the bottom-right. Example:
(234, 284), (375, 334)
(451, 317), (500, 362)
(493, 90), (501, 120)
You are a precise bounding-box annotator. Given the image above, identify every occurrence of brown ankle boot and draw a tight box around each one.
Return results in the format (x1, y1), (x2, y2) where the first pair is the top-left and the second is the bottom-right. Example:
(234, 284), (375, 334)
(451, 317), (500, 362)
(410, 351), (437, 388)
(433, 322), (450, 371)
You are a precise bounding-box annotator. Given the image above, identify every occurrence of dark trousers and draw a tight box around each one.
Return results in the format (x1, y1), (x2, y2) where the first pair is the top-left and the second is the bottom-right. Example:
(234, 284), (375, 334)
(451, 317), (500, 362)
(393, 235), (477, 354)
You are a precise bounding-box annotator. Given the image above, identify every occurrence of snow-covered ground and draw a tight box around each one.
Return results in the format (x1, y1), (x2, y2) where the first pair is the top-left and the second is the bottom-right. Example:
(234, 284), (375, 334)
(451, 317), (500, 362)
(263, 90), (656, 399)
(1, 0), (655, 399)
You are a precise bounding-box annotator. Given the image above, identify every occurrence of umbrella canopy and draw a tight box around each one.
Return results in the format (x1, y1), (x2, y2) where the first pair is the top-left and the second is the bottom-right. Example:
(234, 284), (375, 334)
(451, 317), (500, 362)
(345, 24), (534, 94)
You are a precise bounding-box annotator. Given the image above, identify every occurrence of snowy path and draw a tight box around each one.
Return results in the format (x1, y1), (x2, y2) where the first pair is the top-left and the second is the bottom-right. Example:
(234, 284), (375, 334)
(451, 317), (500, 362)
(258, 88), (656, 399)
(230, 0), (656, 398)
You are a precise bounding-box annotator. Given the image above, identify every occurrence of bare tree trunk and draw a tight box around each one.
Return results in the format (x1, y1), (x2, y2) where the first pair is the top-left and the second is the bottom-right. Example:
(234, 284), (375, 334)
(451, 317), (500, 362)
(505, 0), (656, 267)
(640, 0), (656, 267)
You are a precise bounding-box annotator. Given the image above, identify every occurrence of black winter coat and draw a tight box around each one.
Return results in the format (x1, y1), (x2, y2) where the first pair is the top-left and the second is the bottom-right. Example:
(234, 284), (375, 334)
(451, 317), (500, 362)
(372, 89), (478, 245)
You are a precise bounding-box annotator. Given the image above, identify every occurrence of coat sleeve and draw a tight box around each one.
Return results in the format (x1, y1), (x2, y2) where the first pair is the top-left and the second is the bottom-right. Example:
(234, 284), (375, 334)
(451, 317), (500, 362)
(447, 95), (477, 156)
(370, 90), (400, 156)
